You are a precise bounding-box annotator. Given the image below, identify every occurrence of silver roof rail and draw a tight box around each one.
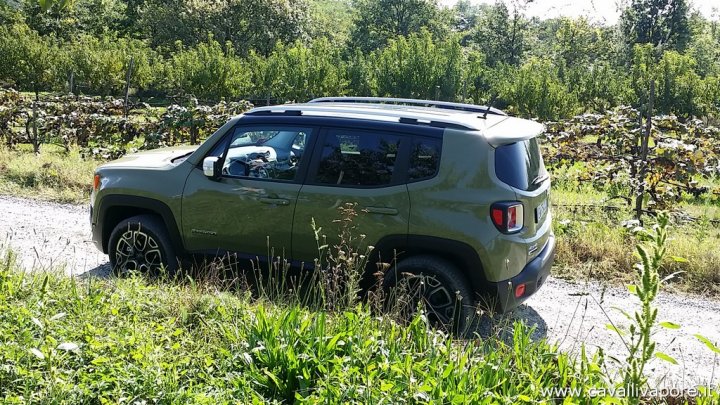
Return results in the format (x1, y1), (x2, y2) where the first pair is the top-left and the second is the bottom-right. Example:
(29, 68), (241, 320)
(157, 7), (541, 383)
(308, 97), (507, 116)
(245, 104), (485, 130)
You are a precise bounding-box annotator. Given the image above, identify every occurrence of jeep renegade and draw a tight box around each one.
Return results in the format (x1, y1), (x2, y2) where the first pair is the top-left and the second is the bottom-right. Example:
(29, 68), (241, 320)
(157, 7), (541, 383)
(91, 97), (555, 325)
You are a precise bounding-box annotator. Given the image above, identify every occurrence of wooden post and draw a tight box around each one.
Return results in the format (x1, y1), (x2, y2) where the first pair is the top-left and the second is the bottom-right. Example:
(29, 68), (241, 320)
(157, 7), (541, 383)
(635, 80), (655, 223)
(68, 71), (74, 94)
(123, 57), (135, 118)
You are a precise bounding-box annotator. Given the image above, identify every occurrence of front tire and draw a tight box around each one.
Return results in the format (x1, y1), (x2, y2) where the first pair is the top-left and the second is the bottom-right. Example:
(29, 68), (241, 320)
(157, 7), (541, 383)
(383, 255), (475, 334)
(108, 215), (178, 276)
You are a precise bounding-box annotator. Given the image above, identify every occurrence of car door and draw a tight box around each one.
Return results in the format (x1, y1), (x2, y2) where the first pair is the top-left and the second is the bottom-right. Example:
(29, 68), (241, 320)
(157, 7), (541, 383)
(182, 124), (316, 260)
(292, 126), (411, 266)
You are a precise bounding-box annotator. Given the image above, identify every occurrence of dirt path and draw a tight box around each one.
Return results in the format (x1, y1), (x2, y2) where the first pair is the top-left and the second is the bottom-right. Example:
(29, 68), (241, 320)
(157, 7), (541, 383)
(2, 195), (718, 388)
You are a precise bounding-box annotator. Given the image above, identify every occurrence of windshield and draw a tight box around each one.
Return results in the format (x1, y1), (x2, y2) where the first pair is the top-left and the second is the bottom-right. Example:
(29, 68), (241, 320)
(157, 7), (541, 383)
(494, 138), (547, 191)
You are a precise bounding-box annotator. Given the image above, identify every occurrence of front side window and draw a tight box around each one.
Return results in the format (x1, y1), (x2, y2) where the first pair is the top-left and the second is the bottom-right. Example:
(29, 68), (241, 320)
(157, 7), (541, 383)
(221, 126), (313, 181)
(315, 129), (401, 187)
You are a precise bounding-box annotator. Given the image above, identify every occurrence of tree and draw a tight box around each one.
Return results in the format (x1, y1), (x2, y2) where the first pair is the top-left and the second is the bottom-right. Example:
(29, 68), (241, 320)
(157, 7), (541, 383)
(0, 23), (60, 98)
(371, 30), (463, 100)
(350, 0), (441, 51)
(620, 0), (692, 52)
(136, 0), (311, 56)
(472, 0), (530, 67)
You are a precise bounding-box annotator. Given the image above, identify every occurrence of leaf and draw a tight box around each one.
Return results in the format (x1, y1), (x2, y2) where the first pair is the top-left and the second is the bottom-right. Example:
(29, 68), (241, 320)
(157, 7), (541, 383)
(658, 321), (680, 330)
(606, 324), (625, 336)
(695, 334), (720, 354)
(655, 352), (678, 365)
(50, 312), (67, 321)
(627, 285), (637, 295)
(57, 342), (79, 351)
(29, 348), (45, 360)
(31, 317), (43, 329)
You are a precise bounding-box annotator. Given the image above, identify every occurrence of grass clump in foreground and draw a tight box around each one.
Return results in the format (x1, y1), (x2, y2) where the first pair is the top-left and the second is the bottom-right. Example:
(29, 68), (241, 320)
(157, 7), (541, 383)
(0, 251), (613, 403)
(0, 266), (718, 402)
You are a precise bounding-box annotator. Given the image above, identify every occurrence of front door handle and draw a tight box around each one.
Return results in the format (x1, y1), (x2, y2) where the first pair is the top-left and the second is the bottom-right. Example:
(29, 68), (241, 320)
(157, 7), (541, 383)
(365, 206), (398, 215)
(260, 197), (290, 206)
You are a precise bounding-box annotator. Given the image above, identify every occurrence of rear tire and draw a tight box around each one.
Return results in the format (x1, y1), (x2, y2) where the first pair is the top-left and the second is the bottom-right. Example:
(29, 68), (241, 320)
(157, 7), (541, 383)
(108, 215), (178, 277)
(383, 255), (475, 334)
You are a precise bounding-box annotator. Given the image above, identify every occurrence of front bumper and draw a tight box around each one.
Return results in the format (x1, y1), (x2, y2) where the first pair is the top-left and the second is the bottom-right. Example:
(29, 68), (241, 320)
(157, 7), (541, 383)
(487, 234), (555, 313)
(90, 204), (103, 252)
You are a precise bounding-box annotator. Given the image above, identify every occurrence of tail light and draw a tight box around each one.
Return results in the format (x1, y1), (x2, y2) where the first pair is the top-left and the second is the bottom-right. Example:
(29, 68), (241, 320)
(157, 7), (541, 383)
(490, 202), (524, 234)
(93, 174), (100, 191)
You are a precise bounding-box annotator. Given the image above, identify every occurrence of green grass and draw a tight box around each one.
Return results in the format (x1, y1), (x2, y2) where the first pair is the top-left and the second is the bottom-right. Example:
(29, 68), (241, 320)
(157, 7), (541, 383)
(1, 250), (718, 403)
(0, 251), (621, 404)
(0, 145), (97, 204)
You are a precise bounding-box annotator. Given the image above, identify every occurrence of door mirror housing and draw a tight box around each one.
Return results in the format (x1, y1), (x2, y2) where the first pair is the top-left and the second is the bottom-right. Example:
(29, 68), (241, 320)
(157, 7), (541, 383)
(203, 156), (221, 180)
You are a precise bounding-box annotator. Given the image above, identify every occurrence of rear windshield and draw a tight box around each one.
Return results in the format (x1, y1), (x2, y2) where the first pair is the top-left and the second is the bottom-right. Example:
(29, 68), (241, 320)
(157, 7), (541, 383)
(494, 138), (547, 191)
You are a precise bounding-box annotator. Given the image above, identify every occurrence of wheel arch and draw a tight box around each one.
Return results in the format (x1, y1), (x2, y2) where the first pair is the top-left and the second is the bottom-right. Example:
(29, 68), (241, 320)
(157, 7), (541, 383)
(365, 234), (489, 295)
(96, 195), (184, 255)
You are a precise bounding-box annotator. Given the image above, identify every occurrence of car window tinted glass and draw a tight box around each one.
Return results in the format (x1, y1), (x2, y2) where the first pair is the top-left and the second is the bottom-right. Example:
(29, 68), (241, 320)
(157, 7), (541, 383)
(315, 129), (401, 186)
(409, 137), (441, 181)
(222, 126), (313, 181)
(494, 138), (546, 191)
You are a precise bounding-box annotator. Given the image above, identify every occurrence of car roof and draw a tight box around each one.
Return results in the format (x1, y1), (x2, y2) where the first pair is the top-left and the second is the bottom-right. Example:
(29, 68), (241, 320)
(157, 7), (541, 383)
(239, 98), (545, 146)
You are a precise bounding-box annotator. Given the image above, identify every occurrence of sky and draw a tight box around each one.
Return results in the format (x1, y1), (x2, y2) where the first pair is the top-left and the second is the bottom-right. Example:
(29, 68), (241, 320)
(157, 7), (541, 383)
(439, 0), (720, 25)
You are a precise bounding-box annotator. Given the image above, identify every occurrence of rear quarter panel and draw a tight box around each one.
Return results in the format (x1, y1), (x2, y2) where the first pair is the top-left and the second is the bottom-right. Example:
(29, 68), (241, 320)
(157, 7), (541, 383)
(407, 129), (520, 283)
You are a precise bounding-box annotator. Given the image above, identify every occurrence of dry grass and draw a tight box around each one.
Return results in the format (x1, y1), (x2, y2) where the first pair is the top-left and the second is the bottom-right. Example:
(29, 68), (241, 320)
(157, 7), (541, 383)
(0, 145), (97, 204)
(552, 189), (720, 296)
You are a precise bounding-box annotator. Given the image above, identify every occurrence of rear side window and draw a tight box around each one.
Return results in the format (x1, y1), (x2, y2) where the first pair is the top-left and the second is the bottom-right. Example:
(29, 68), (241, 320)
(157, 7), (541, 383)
(315, 129), (401, 186)
(495, 138), (547, 191)
(409, 137), (442, 181)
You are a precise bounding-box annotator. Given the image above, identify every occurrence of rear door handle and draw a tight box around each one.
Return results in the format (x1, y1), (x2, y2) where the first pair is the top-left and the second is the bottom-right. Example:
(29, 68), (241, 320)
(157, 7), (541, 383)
(365, 206), (398, 215)
(260, 197), (290, 206)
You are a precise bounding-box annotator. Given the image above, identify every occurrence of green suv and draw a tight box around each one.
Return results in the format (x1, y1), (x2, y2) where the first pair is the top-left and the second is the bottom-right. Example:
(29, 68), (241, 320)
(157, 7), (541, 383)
(91, 97), (554, 321)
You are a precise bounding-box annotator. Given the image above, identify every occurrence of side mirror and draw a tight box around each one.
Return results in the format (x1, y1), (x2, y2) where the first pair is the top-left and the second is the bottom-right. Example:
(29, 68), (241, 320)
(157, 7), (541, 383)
(203, 156), (221, 180)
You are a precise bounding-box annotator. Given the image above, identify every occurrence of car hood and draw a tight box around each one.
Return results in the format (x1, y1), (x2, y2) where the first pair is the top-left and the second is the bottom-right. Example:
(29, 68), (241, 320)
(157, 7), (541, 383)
(99, 145), (199, 169)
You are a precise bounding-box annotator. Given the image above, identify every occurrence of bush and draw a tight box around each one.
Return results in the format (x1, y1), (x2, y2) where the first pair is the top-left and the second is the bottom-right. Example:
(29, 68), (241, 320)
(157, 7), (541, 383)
(63, 34), (159, 96)
(498, 58), (579, 120)
(0, 24), (62, 96)
(371, 30), (464, 100)
(161, 38), (250, 101)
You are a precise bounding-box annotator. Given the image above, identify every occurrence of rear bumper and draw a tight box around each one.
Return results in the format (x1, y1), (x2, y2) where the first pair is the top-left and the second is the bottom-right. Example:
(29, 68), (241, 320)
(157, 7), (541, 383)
(487, 234), (555, 313)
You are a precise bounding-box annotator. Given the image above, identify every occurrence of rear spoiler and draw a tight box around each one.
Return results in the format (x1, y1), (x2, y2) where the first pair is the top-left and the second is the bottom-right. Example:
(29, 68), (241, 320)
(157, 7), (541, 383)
(483, 116), (545, 147)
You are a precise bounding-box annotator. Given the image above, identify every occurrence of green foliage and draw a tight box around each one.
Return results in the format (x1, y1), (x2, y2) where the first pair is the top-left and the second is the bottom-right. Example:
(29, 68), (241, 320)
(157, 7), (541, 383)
(63, 34), (157, 96)
(0, 24), (61, 96)
(621, 0), (692, 51)
(498, 58), (579, 120)
(2, 0), (720, 120)
(0, 249), (618, 403)
(471, 1), (529, 67)
(625, 214), (668, 398)
(162, 38), (250, 101)
(136, 0), (311, 56)
(350, 0), (441, 52)
(256, 39), (349, 101)
(371, 30), (463, 100)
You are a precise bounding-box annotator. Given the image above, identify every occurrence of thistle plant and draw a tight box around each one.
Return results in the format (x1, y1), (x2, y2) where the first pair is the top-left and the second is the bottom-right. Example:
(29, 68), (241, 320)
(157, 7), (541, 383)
(620, 212), (674, 402)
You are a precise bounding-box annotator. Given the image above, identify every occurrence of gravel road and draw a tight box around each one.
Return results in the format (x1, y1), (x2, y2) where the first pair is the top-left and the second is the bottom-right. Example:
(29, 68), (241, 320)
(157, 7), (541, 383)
(2, 195), (719, 388)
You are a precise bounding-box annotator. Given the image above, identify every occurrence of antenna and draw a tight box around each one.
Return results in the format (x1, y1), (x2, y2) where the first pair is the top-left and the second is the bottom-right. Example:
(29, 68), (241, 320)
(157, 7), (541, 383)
(482, 94), (499, 119)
